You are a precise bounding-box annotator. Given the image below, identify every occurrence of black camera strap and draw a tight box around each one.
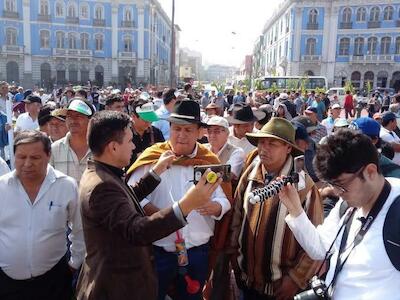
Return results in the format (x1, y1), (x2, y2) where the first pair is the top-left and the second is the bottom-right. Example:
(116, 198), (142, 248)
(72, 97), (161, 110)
(328, 180), (391, 294)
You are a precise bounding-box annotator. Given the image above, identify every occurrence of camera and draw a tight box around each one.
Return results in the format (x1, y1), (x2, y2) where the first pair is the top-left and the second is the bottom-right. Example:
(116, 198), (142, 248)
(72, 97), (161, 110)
(294, 276), (330, 300)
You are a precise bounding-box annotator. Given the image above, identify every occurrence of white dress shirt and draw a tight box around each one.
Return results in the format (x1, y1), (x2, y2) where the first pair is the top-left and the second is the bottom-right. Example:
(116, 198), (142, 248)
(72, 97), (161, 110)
(380, 127), (400, 165)
(228, 127), (257, 155)
(0, 166), (85, 280)
(285, 177), (400, 300)
(127, 145), (231, 252)
(15, 112), (39, 131)
(0, 157), (9, 176)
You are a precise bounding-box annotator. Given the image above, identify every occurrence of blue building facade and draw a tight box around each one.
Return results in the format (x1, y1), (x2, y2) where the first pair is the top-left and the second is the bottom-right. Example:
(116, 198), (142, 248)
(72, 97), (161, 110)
(254, 0), (400, 91)
(0, 0), (173, 89)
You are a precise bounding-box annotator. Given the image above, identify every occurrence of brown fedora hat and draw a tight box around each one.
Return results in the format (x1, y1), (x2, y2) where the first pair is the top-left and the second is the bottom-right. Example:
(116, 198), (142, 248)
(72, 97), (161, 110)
(226, 104), (266, 125)
(246, 117), (303, 156)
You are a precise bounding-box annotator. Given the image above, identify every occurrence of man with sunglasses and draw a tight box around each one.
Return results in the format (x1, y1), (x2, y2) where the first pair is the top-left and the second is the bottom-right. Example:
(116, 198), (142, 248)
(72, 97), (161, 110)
(279, 129), (400, 299)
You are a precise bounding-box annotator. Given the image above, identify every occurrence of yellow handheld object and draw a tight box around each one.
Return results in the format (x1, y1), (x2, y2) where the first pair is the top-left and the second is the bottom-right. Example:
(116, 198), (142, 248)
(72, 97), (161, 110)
(206, 171), (218, 184)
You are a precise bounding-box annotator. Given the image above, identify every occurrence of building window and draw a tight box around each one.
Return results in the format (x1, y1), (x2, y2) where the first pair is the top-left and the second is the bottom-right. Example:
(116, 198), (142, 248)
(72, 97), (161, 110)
(367, 37), (377, 55)
(351, 71), (361, 88)
(39, 0), (49, 15)
(55, 1), (64, 17)
(68, 33), (77, 49)
(123, 35), (133, 52)
(364, 71), (374, 88)
(6, 28), (17, 45)
(81, 33), (89, 50)
(67, 2), (77, 18)
(306, 38), (316, 55)
(95, 5), (104, 20)
(339, 37), (350, 55)
(356, 7), (366, 21)
(124, 7), (132, 21)
(381, 37), (391, 55)
(56, 31), (64, 48)
(396, 37), (400, 54)
(80, 3), (89, 19)
(383, 6), (393, 20)
(369, 6), (380, 22)
(354, 37), (364, 56)
(342, 7), (352, 23)
(40, 30), (50, 48)
(5, 0), (17, 12)
(308, 9), (318, 24)
(95, 34), (103, 51)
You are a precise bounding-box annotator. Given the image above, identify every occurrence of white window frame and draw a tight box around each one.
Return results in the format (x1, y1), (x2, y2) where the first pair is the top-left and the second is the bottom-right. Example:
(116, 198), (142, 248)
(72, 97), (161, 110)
(39, 0), (49, 15)
(5, 27), (17, 45)
(356, 7), (366, 22)
(95, 33), (104, 51)
(94, 4), (104, 20)
(4, 0), (17, 12)
(55, 1), (65, 17)
(80, 32), (89, 50)
(123, 34), (133, 52)
(67, 2), (78, 18)
(56, 31), (65, 48)
(80, 3), (90, 20)
(40, 30), (50, 49)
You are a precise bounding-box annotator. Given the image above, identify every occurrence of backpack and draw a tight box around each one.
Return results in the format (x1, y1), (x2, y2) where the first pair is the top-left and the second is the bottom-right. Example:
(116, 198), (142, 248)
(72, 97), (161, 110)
(339, 196), (400, 271)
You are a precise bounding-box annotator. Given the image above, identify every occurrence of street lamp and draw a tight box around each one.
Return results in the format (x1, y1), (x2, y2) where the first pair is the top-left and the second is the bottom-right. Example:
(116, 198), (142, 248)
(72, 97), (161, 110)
(169, 0), (175, 88)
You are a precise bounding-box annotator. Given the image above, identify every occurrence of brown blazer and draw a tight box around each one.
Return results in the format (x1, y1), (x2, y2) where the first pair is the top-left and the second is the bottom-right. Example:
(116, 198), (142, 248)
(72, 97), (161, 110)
(76, 160), (184, 300)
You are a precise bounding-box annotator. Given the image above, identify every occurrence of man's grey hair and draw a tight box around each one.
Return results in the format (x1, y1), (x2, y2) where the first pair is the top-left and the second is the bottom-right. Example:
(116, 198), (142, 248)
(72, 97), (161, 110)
(14, 130), (51, 155)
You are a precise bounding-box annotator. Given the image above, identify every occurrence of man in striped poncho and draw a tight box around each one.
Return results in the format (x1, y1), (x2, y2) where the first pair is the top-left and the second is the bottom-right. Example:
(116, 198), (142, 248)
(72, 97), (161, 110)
(228, 117), (324, 300)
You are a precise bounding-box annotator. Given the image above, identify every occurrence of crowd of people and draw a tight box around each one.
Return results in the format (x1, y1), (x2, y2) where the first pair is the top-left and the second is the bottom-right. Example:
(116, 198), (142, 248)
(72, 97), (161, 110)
(0, 80), (400, 300)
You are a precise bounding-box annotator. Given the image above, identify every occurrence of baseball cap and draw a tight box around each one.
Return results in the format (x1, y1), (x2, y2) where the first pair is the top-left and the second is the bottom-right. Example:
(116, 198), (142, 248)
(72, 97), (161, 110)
(334, 118), (349, 128)
(349, 117), (380, 138)
(135, 102), (159, 122)
(382, 112), (397, 123)
(292, 116), (318, 133)
(331, 104), (341, 110)
(23, 95), (42, 104)
(291, 121), (310, 141)
(304, 106), (318, 114)
(67, 99), (94, 117)
(206, 116), (229, 129)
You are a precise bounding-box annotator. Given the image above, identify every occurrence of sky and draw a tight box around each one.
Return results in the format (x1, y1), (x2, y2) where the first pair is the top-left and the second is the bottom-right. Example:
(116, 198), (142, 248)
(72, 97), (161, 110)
(158, 0), (283, 68)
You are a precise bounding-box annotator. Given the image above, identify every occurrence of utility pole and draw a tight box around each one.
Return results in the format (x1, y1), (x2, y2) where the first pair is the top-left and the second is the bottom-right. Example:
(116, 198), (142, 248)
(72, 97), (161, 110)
(169, 0), (176, 88)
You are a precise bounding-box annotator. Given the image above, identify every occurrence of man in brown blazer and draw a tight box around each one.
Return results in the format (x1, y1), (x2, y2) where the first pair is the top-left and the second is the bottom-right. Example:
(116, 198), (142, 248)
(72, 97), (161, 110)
(76, 111), (221, 300)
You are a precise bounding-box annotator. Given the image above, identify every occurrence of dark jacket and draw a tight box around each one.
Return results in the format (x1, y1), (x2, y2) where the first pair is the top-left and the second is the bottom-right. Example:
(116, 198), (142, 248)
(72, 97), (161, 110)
(76, 160), (184, 300)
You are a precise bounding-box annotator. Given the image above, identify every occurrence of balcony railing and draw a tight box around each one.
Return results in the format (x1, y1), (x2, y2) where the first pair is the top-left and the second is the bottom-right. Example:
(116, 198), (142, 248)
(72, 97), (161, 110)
(38, 14), (51, 22)
(340, 22), (352, 29)
(121, 21), (135, 28)
(367, 21), (381, 28)
(302, 55), (321, 62)
(119, 51), (137, 59)
(350, 54), (394, 63)
(66, 16), (79, 24)
(93, 19), (105, 27)
(3, 10), (19, 19)
(2, 45), (24, 54)
(306, 23), (318, 30)
(396, 20), (400, 27)
(53, 48), (93, 57)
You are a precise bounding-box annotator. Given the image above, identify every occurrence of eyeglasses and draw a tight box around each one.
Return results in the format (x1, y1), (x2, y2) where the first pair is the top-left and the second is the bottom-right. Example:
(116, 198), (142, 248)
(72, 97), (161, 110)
(323, 167), (365, 195)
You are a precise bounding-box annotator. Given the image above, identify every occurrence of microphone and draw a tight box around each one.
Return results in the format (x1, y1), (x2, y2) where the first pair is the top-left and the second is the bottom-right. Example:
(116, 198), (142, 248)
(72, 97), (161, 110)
(248, 174), (299, 204)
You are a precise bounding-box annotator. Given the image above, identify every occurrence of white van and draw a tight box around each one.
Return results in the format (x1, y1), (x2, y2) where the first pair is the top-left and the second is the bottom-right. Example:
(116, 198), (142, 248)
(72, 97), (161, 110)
(327, 87), (346, 105)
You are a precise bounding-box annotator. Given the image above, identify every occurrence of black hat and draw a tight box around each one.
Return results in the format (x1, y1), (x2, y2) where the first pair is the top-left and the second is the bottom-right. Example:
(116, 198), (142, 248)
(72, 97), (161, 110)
(23, 89), (32, 100)
(23, 95), (42, 104)
(227, 104), (266, 125)
(168, 99), (206, 127)
(38, 104), (55, 126)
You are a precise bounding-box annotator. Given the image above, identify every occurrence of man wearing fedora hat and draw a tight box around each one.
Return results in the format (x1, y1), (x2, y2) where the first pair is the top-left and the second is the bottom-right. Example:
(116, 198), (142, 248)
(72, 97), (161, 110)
(229, 117), (323, 300)
(227, 104), (266, 155)
(126, 100), (231, 300)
